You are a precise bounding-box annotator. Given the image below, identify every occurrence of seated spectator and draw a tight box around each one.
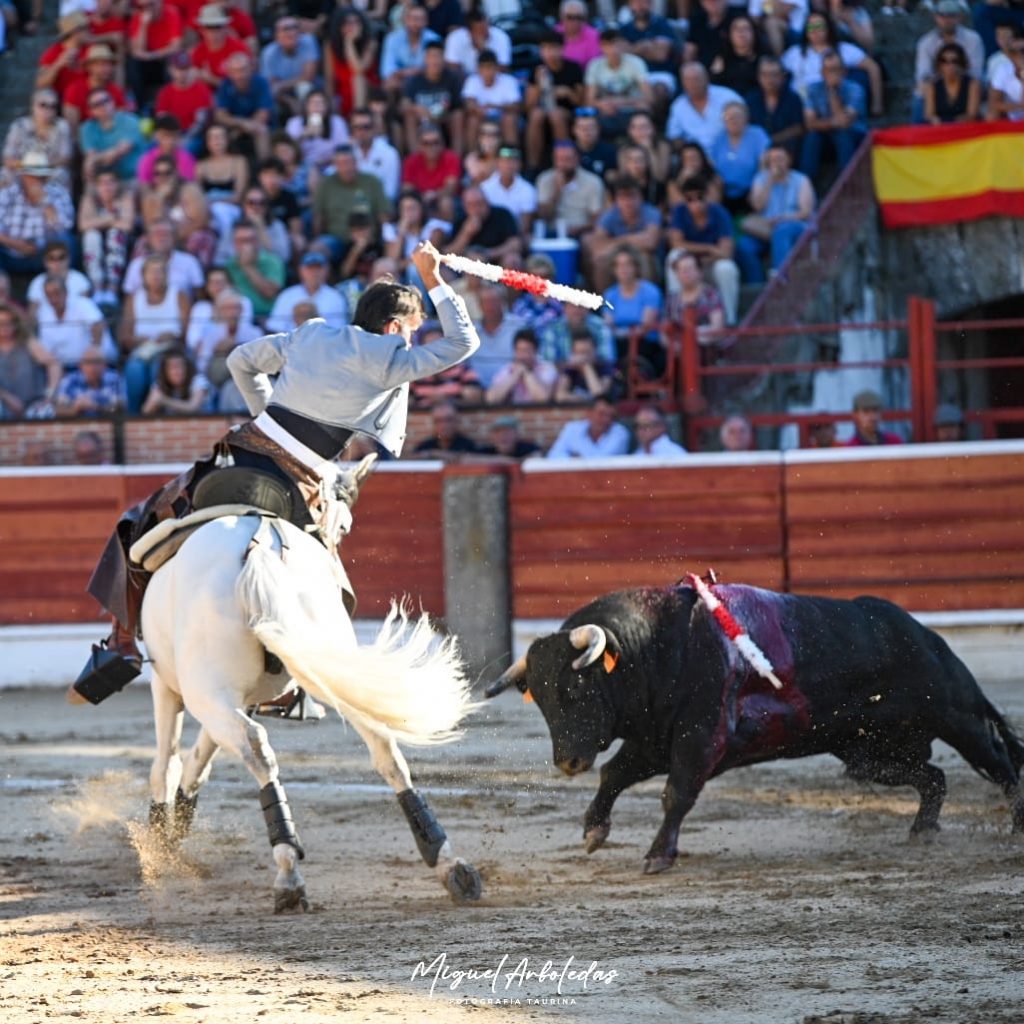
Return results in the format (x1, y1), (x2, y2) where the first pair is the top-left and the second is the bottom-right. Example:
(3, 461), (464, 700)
(719, 413), (754, 451)
(338, 210), (385, 285)
(187, 265), (255, 349)
(448, 186), (523, 268)
(383, 190), (451, 294)
(350, 105), (402, 204)
(667, 62), (743, 154)
(623, 111), (672, 189)
(72, 428), (109, 464)
(664, 250), (726, 345)
(462, 49), (521, 147)
(214, 52), (274, 160)
(986, 23), (1016, 86)
(481, 146), (536, 235)
(806, 418), (837, 449)
(524, 30), (584, 174)
(324, 8), (379, 120)
(739, 145), (815, 279)
(261, 15), (320, 120)
(0, 150), (74, 276)
(27, 240), (91, 312)
(444, 8), (512, 76)
(749, 0), (809, 58)
(256, 157), (306, 259)
(478, 414), (542, 458)
(80, 89), (146, 184)
(266, 250), (348, 332)
(156, 52), (214, 146)
(472, 283), (525, 387)
(571, 106), (618, 181)
(686, 0), (741, 70)
(409, 321), (484, 409)
(37, 275), (113, 368)
(915, 2), (985, 101)
(843, 389), (903, 446)
(834, 0), (874, 51)
(554, 331), (622, 404)
(615, 143), (666, 210)
(120, 255), (192, 411)
(285, 89), (350, 175)
(401, 124), (462, 221)
(412, 399), (481, 460)
(53, 345), (124, 418)
(710, 102), (770, 216)
(381, 4), (440, 97)
(603, 244), (664, 369)
(561, 301), (617, 365)
(63, 44), (131, 133)
(141, 155), (217, 268)
(585, 175), (662, 293)
(401, 39), (464, 156)
(631, 405), (688, 457)
(421, 0), (463, 39)
(745, 55), (806, 166)
(668, 141), (725, 208)
(799, 50), (867, 181)
(196, 122), (249, 248)
(189, 288), (261, 410)
(123, 218), (205, 298)
(620, 0), (681, 116)
(546, 395), (631, 457)
(2, 89), (72, 189)
(225, 219), (286, 322)
(226, 186), (291, 265)
(127, 0), (186, 116)
(36, 13), (90, 101)
(783, 13), (883, 117)
(556, 0), (601, 70)
(0, 302), (60, 419)
(667, 175), (740, 325)
(138, 115), (197, 187)
(987, 33), (1024, 122)
(923, 43), (981, 124)
(511, 255), (565, 358)
(584, 26), (652, 141)
(141, 348), (209, 415)
(191, 3), (250, 89)
(535, 141), (606, 240)
(486, 328), (559, 406)
(934, 403), (965, 442)
(463, 118), (503, 187)
(710, 15), (765, 99)
(312, 144), (390, 267)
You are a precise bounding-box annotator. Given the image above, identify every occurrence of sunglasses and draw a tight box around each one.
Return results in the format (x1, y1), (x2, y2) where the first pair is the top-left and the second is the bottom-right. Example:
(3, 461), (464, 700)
(245, 196), (266, 204)
(351, 122), (373, 130)
(36, 101), (57, 109)
(939, 56), (963, 64)
(89, 97), (111, 108)
(807, 19), (827, 28)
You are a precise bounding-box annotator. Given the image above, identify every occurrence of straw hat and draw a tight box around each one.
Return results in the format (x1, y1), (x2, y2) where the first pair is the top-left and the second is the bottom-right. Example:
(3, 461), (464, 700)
(58, 11), (88, 37)
(19, 150), (57, 178)
(85, 43), (116, 64)
(196, 4), (230, 27)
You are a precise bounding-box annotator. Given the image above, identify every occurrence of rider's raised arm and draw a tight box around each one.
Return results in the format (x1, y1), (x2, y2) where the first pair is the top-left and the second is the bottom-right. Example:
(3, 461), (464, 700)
(227, 330), (291, 416)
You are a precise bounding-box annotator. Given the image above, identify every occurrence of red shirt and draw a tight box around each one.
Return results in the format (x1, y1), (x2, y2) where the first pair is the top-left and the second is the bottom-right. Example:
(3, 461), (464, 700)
(39, 42), (86, 99)
(174, 0), (255, 40)
(190, 35), (250, 82)
(402, 149), (462, 194)
(88, 14), (129, 41)
(63, 79), (131, 121)
(155, 79), (214, 133)
(128, 5), (184, 54)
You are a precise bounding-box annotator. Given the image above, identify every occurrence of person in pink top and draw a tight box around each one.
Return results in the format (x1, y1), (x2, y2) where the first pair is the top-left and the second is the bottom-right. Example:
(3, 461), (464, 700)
(137, 115), (197, 185)
(558, 0), (602, 69)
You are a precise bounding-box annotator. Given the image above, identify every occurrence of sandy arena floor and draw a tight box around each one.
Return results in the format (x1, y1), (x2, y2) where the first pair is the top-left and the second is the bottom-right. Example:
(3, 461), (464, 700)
(1, 676), (1023, 1024)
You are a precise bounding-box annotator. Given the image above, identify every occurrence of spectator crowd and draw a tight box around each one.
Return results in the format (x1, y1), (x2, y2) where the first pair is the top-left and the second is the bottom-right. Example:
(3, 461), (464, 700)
(0, 0), (1000, 455)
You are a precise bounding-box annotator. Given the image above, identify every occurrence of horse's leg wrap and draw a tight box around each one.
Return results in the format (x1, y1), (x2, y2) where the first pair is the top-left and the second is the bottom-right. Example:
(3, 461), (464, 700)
(259, 780), (305, 860)
(175, 788), (198, 835)
(397, 789), (447, 868)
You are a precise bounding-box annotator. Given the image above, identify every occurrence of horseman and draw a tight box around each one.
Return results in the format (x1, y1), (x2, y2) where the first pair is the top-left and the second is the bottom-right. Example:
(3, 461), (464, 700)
(73, 240), (480, 705)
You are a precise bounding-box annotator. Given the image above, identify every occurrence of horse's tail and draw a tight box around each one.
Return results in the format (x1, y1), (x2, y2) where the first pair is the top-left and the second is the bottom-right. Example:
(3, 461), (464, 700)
(235, 539), (478, 746)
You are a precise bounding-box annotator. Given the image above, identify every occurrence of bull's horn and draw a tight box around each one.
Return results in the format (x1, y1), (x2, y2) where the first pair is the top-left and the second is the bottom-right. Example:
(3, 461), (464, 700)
(484, 654), (527, 698)
(569, 624), (607, 671)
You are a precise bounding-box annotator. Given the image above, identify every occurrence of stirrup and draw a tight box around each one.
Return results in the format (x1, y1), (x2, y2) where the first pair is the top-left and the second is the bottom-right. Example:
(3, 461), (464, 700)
(71, 641), (143, 705)
(249, 687), (326, 722)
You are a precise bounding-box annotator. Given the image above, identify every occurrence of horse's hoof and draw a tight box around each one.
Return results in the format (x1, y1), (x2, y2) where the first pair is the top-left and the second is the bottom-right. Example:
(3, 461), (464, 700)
(444, 860), (482, 903)
(273, 887), (309, 914)
(583, 821), (610, 854)
(909, 822), (941, 841)
(642, 853), (676, 875)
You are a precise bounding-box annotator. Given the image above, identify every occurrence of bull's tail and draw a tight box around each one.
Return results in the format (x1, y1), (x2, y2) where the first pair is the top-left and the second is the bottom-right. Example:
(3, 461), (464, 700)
(236, 539), (478, 746)
(986, 698), (1024, 777)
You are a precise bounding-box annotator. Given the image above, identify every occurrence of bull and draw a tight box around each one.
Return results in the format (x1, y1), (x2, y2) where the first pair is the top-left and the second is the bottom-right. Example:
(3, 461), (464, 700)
(486, 583), (1024, 874)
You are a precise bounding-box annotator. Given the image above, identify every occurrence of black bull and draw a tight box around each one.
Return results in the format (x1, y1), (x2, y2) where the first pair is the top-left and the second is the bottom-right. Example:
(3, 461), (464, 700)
(486, 584), (1024, 874)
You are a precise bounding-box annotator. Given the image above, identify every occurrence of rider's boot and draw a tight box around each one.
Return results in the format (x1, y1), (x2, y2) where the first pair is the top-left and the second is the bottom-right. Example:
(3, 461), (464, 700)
(68, 582), (144, 705)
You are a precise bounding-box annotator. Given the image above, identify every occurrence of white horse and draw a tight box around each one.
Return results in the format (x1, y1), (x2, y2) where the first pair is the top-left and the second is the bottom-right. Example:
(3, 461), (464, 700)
(138, 459), (482, 911)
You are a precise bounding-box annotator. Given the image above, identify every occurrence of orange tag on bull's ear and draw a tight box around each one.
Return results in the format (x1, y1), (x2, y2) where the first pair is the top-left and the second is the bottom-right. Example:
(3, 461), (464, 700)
(603, 651), (619, 673)
(523, 689), (534, 703)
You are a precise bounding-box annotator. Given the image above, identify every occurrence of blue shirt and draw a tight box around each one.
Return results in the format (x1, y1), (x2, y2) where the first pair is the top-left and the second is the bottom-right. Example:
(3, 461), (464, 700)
(805, 78), (867, 135)
(55, 367), (124, 414)
(670, 200), (734, 245)
(603, 280), (663, 335)
(80, 113), (145, 179)
(745, 85), (805, 156)
(597, 201), (663, 239)
(380, 27), (441, 80)
(547, 418), (631, 459)
(259, 34), (320, 85)
(619, 15), (678, 75)
(215, 74), (275, 122)
(710, 125), (771, 201)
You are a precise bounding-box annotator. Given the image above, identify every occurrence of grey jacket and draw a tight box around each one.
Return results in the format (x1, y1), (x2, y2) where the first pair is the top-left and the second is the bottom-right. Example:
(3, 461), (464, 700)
(227, 287), (480, 456)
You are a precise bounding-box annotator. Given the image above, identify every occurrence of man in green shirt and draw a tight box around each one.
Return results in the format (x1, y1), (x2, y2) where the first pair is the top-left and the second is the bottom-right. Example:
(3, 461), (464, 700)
(226, 220), (285, 319)
(312, 144), (390, 267)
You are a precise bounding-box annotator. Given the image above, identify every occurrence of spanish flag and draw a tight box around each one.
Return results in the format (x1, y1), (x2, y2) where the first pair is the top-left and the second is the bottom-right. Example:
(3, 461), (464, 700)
(872, 122), (1024, 229)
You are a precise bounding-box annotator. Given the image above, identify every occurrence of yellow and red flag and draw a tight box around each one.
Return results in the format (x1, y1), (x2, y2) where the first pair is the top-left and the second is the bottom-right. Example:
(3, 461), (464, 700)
(872, 122), (1024, 229)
